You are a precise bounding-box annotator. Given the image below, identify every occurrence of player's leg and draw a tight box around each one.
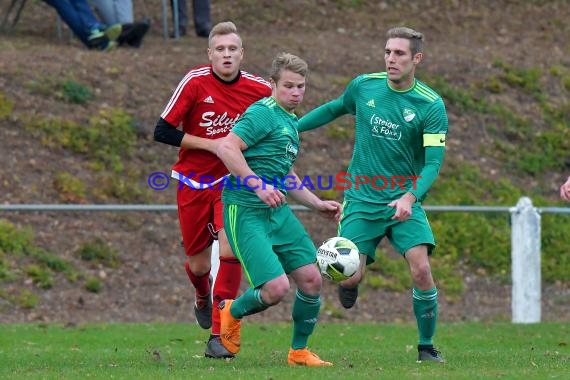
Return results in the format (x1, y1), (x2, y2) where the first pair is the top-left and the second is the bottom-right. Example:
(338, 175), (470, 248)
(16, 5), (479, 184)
(337, 252), (367, 308)
(177, 187), (213, 329)
(218, 205), (285, 355)
(275, 207), (332, 367)
(391, 204), (443, 363)
(205, 190), (241, 358)
(404, 246), (442, 362)
(337, 201), (387, 309)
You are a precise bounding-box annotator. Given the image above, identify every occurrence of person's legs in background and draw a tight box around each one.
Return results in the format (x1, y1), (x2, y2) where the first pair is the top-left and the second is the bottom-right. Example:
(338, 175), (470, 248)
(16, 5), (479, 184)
(43, 0), (92, 45)
(192, 0), (210, 37)
(90, 0), (147, 48)
(90, 0), (134, 24)
(43, 0), (120, 49)
(170, 0), (187, 37)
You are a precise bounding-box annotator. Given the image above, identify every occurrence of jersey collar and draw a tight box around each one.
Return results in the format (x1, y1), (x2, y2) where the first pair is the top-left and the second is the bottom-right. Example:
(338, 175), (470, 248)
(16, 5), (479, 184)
(211, 67), (241, 85)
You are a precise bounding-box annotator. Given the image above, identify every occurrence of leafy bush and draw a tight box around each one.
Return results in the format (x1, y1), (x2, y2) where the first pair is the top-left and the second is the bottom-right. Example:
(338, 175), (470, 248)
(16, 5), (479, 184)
(92, 170), (150, 203)
(60, 80), (94, 104)
(0, 220), (32, 256)
(53, 171), (87, 203)
(27, 76), (93, 104)
(29, 247), (78, 281)
(427, 69), (568, 178)
(0, 91), (14, 119)
(25, 264), (53, 289)
(0, 219), (78, 299)
(24, 109), (153, 202)
(26, 109), (137, 173)
(85, 277), (102, 293)
(77, 238), (120, 268)
(15, 290), (38, 309)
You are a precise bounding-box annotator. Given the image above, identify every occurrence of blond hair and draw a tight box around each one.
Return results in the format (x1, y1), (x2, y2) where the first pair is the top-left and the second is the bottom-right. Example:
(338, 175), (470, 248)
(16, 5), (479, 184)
(208, 21), (242, 47)
(269, 53), (308, 82)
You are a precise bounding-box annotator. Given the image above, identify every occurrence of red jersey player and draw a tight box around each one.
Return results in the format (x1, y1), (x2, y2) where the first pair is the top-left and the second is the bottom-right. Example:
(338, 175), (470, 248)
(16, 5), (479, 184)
(154, 21), (271, 359)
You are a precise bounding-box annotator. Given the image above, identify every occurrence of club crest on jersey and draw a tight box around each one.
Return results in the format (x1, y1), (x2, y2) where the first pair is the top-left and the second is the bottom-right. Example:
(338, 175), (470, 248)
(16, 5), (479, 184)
(285, 142), (298, 163)
(403, 108), (416, 122)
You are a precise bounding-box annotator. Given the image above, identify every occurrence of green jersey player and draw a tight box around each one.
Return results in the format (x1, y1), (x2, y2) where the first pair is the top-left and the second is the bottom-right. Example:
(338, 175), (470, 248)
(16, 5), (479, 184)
(215, 53), (342, 367)
(298, 27), (448, 363)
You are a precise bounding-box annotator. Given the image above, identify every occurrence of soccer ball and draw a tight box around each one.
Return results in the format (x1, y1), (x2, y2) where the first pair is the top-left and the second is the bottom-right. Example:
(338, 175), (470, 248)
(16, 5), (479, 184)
(316, 237), (360, 282)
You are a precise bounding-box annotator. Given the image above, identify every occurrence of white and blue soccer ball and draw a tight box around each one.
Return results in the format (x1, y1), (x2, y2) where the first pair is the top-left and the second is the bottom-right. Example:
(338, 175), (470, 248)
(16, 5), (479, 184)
(317, 237), (360, 282)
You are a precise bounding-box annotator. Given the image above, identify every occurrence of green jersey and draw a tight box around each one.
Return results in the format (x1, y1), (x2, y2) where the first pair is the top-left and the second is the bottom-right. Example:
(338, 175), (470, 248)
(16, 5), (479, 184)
(299, 72), (448, 204)
(222, 97), (300, 207)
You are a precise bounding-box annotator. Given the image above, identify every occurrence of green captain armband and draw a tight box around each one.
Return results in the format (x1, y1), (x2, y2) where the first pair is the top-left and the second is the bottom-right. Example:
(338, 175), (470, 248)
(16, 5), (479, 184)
(424, 133), (446, 147)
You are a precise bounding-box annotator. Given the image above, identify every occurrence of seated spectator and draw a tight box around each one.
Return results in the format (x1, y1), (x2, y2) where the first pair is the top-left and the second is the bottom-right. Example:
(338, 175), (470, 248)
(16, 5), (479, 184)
(90, 0), (150, 48)
(43, 0), (121, 50)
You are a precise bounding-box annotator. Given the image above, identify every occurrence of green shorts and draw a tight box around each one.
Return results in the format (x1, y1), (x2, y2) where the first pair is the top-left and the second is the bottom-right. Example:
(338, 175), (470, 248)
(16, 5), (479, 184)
(339, 200), (435, 265)
(224, 203), (317, 288)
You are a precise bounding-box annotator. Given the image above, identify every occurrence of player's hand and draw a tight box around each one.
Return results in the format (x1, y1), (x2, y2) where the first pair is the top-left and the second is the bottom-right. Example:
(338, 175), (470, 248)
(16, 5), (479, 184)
(388, 193), (415, 221)
(561, 177), (570, 201)
(254, 183), (286, 208)
(315, 200), (342, 223)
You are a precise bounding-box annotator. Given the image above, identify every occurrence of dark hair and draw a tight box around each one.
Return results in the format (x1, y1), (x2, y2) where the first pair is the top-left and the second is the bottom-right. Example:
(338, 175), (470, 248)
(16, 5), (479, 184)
(386, 27), (424, 56)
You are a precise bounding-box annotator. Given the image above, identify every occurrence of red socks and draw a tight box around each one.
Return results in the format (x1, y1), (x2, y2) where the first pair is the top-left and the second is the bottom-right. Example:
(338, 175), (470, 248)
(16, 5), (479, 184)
(211, 256), (242, 335)
(184, 261), (211, 308)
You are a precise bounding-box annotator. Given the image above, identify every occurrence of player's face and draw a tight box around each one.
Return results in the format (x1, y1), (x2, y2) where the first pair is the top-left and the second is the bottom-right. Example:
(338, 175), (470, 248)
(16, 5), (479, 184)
(384, 38), (422, 90)
(272, 70), (306, 112)
(208, 33), (244, 81)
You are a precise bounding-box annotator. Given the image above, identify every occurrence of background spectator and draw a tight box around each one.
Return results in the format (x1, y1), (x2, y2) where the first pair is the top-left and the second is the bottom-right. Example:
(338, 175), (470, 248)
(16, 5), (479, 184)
(90, 0), (150, 48)
(43, 0), (121, 50)
(170, 0), (211, 38)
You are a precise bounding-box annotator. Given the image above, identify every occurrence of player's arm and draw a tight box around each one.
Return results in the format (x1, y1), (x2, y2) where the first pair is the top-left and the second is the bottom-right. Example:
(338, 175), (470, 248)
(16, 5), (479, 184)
(389, 145), (445, 221)
(216, 132), (285, 208)
(561, 176), (570, 201)
(153, 118), (218, 153)
(408, 98), (449, 203)
(298, 76), (360, 132)
(298, 97), (348, 132)
(286, 169), (342, 222)
(409, 144), (446, 202)
(389, 98), (448, 221)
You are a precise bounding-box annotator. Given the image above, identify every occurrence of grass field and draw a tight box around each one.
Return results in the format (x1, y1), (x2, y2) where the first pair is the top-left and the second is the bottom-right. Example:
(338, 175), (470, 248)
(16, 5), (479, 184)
(0, 322), (568, 379)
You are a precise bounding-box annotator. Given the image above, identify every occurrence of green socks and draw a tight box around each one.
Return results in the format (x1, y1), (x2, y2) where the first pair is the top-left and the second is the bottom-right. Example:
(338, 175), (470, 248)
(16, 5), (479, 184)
(230, 287), (321, 350)
(291, 289), (321, 349)
(230, 287), (269, 319)
(412, 287), (438, 346)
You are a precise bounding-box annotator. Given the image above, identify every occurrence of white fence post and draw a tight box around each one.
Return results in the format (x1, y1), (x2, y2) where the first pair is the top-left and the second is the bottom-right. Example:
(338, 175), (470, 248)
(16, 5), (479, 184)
(510, 197), (541, 323)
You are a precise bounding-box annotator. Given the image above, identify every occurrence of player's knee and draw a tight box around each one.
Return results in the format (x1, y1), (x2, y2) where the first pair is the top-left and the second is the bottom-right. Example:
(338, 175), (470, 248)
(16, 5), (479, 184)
(262, 276), (290, 304)
(298, 267), (322, 294)
(411, 263), (433, 286)
(186, 254), (211, 275)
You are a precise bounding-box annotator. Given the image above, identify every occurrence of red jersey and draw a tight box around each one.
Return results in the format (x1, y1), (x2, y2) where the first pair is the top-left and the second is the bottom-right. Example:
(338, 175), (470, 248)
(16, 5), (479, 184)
(161, 64), (272, 185)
